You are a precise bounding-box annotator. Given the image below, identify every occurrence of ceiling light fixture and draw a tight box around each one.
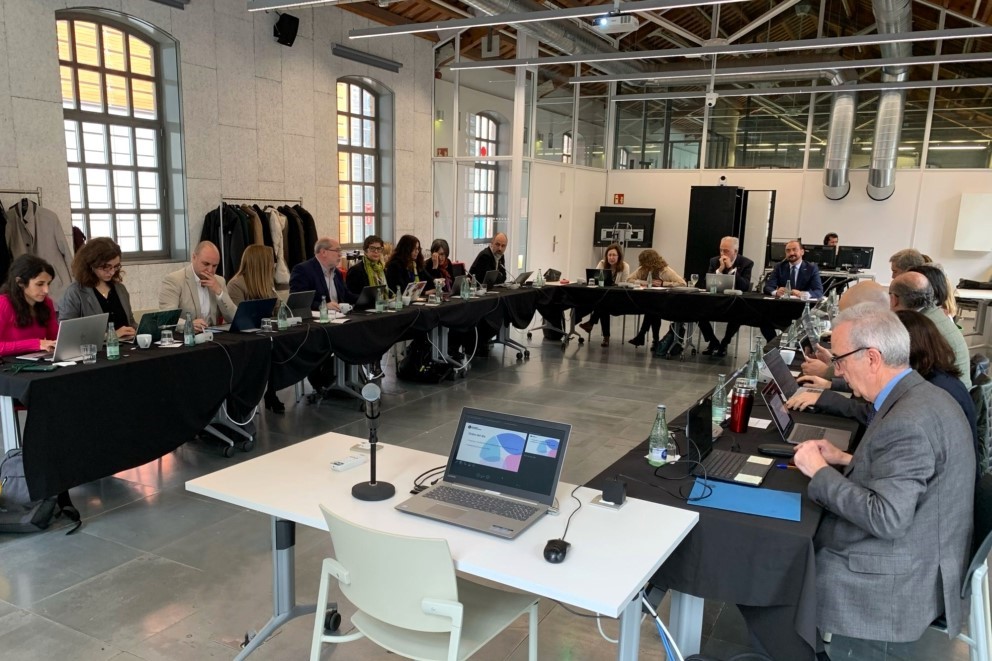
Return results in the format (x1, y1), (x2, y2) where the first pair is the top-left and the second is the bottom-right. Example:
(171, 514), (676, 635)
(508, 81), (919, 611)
(248, 0), (343, 10)
(347, 0), (747, 40)
(331, 44), (403, 73)
(449, 26), (992, 71)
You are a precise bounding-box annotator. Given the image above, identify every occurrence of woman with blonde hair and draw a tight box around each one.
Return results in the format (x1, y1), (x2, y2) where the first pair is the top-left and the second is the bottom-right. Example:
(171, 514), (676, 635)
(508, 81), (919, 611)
(227, 245), (276, 306)
(578, 243), (630, 347)
(628, 250), (685, 349)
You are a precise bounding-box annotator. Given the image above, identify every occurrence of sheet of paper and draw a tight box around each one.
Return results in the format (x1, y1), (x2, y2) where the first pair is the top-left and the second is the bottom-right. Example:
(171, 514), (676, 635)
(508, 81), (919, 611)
(749, 418), (772, 430)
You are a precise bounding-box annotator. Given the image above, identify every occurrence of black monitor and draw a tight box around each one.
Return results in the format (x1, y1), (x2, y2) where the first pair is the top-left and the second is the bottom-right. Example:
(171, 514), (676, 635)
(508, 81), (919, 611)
(766, 241), (789, 267)
(836, 246), (874, 271)
(803, 245), (837, 270)
(593, 207), (655, 248)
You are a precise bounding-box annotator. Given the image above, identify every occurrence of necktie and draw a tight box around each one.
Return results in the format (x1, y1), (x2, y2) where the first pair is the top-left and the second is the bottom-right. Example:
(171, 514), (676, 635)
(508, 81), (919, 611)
(866, 406), (876, 426)
(790, 265), (798, 288)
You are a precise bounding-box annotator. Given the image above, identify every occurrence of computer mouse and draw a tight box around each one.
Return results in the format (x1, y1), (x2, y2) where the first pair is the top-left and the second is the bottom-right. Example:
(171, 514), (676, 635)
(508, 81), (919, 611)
(543, 538), (570, 564)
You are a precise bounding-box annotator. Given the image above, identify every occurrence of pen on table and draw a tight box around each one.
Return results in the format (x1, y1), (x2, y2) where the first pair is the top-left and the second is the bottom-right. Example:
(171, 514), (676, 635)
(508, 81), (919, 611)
(776, 464), (798, 470)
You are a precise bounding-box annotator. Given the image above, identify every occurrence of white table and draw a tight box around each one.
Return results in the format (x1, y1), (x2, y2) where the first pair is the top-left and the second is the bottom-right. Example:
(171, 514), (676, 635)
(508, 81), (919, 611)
(186, 433), (698, 660)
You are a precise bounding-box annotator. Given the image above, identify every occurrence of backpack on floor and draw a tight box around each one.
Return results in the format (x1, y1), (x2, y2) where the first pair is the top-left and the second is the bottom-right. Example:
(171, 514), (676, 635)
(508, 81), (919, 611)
(0, 449), (81, 534)
(654, 324), (685, 359)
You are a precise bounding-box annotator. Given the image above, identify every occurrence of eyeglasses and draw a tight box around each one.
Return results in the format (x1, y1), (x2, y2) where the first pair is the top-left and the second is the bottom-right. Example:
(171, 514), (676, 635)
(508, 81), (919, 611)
(324, 247), (341, 254)
(96, 263), (122, 273)
(831, 346), (870, 366)
(367, 245), (383, 252)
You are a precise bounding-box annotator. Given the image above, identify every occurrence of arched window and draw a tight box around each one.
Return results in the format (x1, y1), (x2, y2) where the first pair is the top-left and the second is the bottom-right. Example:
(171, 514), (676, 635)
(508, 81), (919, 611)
(337, 79), (381, 245)
(470, 113), (499, 241)
(57, 12), (182, 257)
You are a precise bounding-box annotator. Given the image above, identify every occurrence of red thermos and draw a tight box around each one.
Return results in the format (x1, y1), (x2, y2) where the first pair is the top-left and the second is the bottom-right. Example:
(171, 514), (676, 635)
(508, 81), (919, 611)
(728, 380), (755, 433)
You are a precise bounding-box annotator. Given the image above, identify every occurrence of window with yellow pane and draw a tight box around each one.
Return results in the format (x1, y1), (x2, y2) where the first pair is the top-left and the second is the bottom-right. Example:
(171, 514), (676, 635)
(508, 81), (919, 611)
(336, 79), (380, 247)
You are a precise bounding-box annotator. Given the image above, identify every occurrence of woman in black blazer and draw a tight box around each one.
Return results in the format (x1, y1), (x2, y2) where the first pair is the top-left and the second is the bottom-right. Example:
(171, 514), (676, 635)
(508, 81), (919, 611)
(384, 234), (434, 295)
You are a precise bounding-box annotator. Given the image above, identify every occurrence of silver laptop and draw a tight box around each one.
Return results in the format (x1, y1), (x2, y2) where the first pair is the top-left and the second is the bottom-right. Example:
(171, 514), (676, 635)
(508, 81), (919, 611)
(760, 380), (852, 449)
(764, 347), (822, 399)
(396, 408), (571, 539)
(17, 312), (110, 362)
(706, 272), (737, 292)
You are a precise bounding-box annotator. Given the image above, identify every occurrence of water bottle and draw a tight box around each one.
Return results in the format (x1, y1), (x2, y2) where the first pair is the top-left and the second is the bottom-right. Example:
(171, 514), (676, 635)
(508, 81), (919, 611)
(647, 404), (670, 467)
(534, 268), (544, 287)
(319, 295), (329, 322)
(745, 348), (760, 390)
(596, 269), (605, 288)
(712, 373), (727, 425)
(645, 269), (653, 289)
(785, 320), (797, 349)
(460, 276), (471, 300)
(183, 313), (195, 346)
(277, 300), (290, 330)
(105, 322), (120, 360)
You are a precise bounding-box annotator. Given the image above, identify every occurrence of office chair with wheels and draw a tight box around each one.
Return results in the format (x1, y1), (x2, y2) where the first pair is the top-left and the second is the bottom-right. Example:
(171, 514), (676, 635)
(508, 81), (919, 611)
(311, 504), (539, 661)
(931, 473), (992, 661)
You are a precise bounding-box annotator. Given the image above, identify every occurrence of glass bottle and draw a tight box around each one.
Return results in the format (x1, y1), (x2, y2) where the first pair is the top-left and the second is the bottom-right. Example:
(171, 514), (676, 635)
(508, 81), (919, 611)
(785, 320), (796, 349)
(711, 373), (727, 425)
(277, 300), (290, 329)
(460, 276), (471, 300)
(647, 405), (669, 467)
(183, 312), (195, 347)
(535, 268), (544, 287)
(105, 322), (120, 360)
(319, 295), (329, 322)
(645, 269), (653, 289)
(745, 348), (760, 390)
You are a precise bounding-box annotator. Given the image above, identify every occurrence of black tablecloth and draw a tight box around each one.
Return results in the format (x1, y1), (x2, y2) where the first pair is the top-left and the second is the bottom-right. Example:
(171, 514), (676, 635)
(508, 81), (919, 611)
(2, 333), (270, 500)
(586, 401), (858, 661)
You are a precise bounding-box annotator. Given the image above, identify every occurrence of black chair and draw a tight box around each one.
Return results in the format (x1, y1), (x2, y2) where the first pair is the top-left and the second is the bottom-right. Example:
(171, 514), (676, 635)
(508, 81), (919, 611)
(931, 473), (992, 660)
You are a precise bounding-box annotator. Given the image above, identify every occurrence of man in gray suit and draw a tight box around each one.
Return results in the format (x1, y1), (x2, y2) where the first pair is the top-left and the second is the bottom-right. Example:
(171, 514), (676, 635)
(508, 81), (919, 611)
(159, 241), (237, 333)
(794, 303), (975, 647)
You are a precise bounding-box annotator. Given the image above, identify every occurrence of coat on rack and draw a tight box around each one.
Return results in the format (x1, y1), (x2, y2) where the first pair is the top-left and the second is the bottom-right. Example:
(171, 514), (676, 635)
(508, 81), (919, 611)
(252, 204), (274, 248)
(264, 206), (290, 284)
(240, 205), (265, 246)
(0, 201), (11, 282)
(279, 205), (307, 270)
(293, 204), (318, 260)
(6, 200), (73, 301)
(200, 204), (250, 278)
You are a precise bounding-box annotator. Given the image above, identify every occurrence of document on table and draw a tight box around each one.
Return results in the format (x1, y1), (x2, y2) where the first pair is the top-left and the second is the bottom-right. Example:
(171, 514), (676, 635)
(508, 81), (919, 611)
(689, 479), (802, 521)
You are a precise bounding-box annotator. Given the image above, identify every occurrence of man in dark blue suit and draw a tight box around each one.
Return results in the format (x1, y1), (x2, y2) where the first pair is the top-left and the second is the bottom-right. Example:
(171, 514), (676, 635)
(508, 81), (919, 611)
(763, 240), (824, 299)
(290, 236), (357, 310)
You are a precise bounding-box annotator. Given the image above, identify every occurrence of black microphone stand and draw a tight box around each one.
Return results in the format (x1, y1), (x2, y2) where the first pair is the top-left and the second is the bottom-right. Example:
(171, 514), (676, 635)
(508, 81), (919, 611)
(352, 383), (395, 501)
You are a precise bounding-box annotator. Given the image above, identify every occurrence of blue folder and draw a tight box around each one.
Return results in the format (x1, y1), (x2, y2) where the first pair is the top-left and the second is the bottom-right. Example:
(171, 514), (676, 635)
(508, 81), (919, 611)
(688, 478), (802, 522)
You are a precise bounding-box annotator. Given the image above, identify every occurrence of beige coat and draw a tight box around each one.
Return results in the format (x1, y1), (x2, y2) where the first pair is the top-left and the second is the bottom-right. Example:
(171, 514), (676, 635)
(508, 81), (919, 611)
(265, 206), (290, 284)
(159, 265), (237, 326)
(6, 200), (73, 302)
(628, 265), (686, 287)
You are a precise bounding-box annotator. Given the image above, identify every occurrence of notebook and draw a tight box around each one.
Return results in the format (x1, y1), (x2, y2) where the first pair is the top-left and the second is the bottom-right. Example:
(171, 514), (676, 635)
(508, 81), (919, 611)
(209, 298), (277, 332)
(285, 290), (316, 317)
(764, 347), (822, 399)
(396, 407), (571, 539)
(685, 397), (774, 487)
(17, 312), (110, 362)
(760, 380), (852, 449)
(706, 272), (737, 292)
(585, 268), (615, 286)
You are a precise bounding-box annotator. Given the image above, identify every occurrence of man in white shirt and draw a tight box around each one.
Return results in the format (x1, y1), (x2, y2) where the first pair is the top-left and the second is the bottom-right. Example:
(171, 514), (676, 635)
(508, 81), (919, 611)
(159, 241), (237, 332)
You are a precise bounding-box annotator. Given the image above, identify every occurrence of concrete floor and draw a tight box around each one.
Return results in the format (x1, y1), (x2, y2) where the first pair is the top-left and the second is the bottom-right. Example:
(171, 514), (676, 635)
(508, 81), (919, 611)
(0, 324), (976, 660)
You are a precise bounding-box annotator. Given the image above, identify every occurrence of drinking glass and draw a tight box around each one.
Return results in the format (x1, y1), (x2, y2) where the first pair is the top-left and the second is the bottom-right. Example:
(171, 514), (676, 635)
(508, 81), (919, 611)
(374, 289), (386, 313)
(160, 329), (174, 345)
(402, 294), (412, 307)
(478, 284), (487, 296)
(81, 344), (98, 364)
(689, 274), (699, 287)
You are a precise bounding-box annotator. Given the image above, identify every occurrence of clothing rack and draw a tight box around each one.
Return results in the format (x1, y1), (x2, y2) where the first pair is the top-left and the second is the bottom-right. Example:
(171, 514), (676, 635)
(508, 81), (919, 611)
(214, 196), (304, 282)
(0, 187), (43, 208)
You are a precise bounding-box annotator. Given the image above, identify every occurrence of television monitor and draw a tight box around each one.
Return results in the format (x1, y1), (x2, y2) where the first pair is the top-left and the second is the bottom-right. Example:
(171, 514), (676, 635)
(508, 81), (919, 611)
(593, 209), (655, 248)
(836, 246), (874, 271)
(766, 241), (789, 267)
(803, 245), (837, 271)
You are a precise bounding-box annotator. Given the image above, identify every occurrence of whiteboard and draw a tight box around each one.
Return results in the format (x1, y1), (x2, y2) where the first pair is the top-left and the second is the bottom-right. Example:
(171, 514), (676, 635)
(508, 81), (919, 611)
(954, 193), (992, 252)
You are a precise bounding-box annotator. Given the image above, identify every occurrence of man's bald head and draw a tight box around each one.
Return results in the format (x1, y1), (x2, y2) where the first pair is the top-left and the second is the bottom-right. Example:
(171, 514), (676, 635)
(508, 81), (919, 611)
(838, 281), (889, 311)
(490, 233), (507, 257)
(889, 272), (934, 311)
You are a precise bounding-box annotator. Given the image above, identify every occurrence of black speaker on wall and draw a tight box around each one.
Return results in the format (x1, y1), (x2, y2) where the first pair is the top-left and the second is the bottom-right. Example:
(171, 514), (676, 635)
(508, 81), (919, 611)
(274, 13), (299, 47)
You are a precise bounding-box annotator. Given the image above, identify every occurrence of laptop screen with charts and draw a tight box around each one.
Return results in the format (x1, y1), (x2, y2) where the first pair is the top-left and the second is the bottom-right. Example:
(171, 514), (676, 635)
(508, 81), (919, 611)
(764, 347), (822, 400)
(685, 398), (774, 487)
(285, 290), (315, 317)
(396, 407), (571, 539)
(760, 381), (852, 449)
(210, 298), (277, 332)
(17, 312), (110, 362)
(706, 272), (737, 292)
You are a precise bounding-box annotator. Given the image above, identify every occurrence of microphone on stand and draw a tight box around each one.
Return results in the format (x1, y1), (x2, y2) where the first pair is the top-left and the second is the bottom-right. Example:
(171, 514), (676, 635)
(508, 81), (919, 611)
(352, 383), (395, 501)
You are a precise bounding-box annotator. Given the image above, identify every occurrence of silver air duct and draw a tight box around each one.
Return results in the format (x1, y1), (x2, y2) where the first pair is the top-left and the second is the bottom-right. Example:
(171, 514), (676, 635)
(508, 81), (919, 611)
(867, 0), (912, 201)
(823, 71), (857, 200)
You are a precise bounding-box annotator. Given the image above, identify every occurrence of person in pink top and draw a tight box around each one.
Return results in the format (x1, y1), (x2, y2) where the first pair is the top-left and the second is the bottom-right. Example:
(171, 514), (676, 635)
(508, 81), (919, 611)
(0, 255), (59, 356)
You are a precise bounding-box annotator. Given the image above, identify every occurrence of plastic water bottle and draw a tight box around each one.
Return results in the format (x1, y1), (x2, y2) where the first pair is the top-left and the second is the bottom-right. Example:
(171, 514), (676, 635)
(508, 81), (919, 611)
(277, 301), (290, 330)
(105, 322), (120, 360)
(712, 373), (727, 425)
(184, 313), (195, 347)
(319, 295), (329, 322)
(647, 405), (670, 467)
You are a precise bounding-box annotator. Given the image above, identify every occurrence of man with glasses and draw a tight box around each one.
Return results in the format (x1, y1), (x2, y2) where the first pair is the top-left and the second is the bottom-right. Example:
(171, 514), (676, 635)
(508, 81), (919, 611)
(291, 237), (356, 310)
(698, 236), (754, 357)
(159, 240), (237, 333)
(346, 235), (388, 294)
(793, 303), (974, 653)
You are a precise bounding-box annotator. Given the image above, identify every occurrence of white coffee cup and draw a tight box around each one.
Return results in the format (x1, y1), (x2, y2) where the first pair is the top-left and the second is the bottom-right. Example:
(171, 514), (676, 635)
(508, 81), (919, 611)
(136, 333), (153, 349)
(338, 303), (353, 314)
(779, 349), (797, 365)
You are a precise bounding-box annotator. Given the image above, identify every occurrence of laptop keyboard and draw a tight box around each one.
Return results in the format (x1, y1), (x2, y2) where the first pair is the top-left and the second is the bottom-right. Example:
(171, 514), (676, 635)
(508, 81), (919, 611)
(791, 426), (827, 442)
(425, 485), (539, 521)
(694, 449), (748, 481)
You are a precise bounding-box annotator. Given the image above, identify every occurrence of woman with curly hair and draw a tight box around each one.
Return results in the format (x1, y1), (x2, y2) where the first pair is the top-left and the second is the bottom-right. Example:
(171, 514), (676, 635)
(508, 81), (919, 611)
(0, 254), (59, 356)
(627, 249), (685, 349)
(59, 237), (136, 339)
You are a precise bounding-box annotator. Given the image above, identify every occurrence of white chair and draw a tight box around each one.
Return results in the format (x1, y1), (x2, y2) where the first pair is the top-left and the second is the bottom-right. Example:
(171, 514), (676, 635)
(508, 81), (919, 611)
(311, 504), (539, 661)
